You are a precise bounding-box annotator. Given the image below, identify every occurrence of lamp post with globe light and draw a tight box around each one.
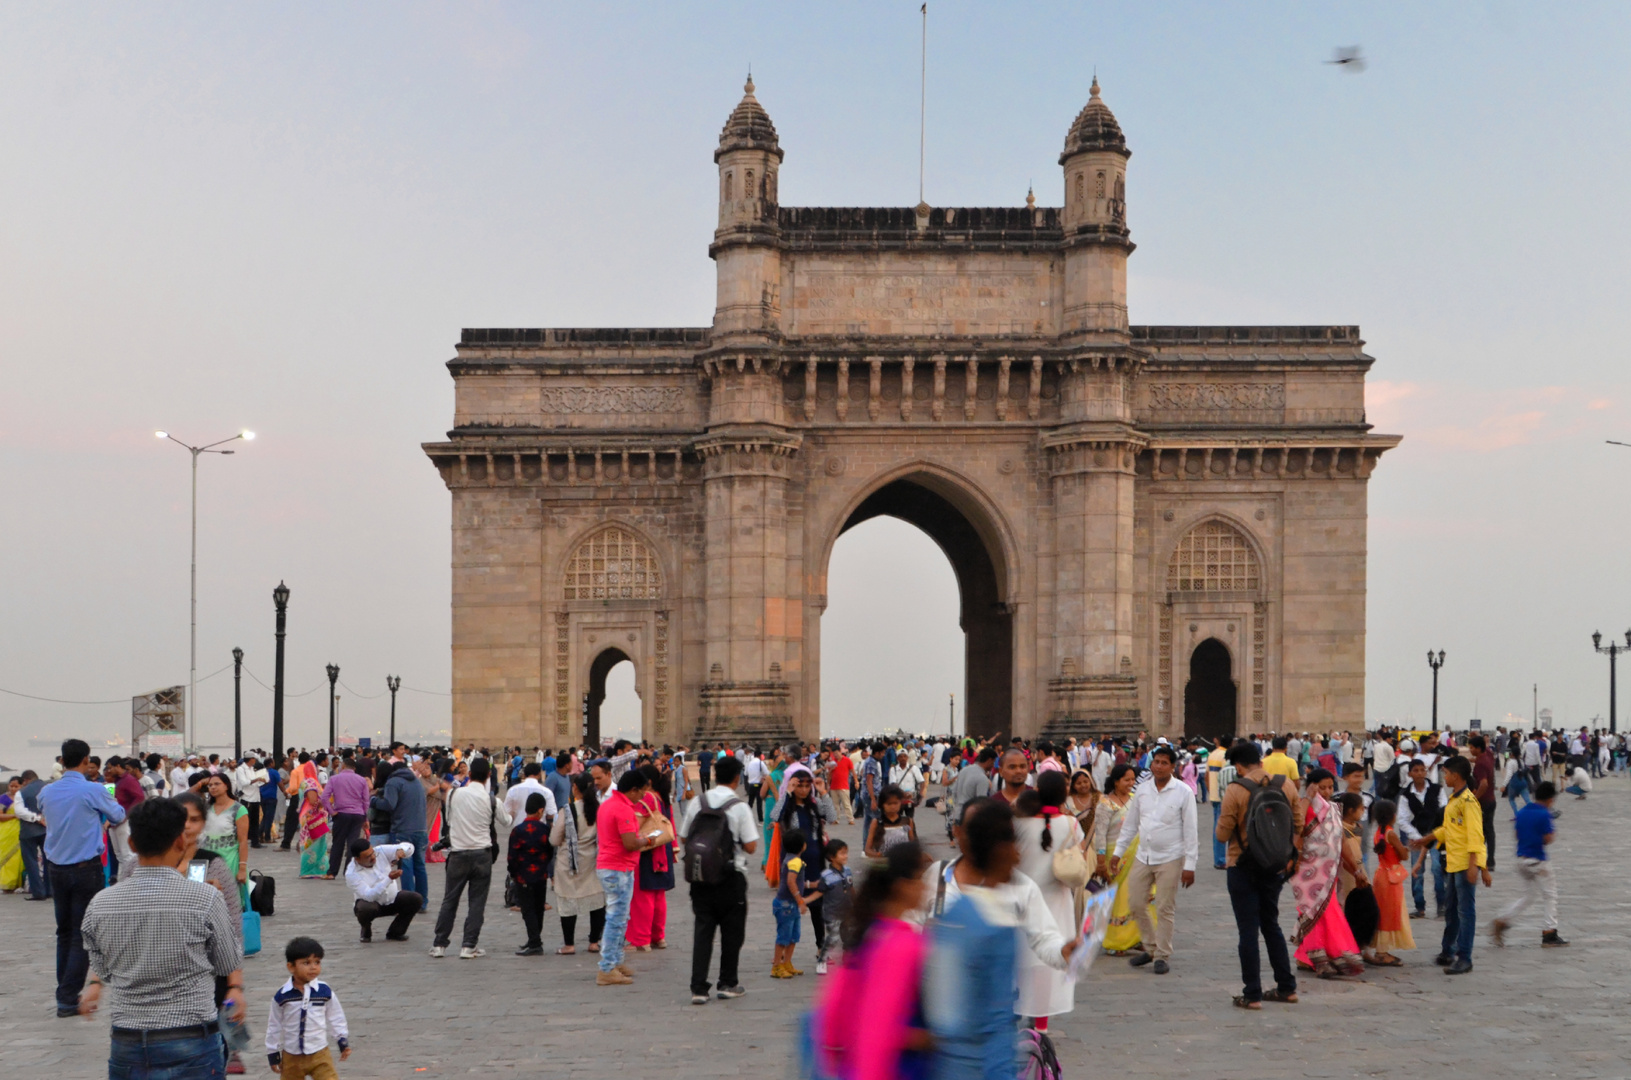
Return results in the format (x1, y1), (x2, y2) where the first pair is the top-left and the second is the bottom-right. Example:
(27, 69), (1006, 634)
(1591, 629), (1631, 735)
(386, 675), (401, 745)
(1426, 650), (1446, 731)
(156, 429), (253, 748)
(326, 664), (340, 750)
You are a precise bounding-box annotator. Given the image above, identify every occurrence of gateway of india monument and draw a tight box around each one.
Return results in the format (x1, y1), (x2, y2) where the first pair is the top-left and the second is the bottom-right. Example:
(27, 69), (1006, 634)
(423, 77), (1400, 749)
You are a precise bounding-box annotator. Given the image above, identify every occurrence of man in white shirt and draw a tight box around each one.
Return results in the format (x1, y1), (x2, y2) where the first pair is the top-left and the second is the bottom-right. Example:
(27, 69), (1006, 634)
(1111, 744), (1198, 974)
(235, 756), (268, 850)
(744, 752), (767, 815)
(169, 758), (192, 795)
(345, 838), (423, 942)
(676, 755), (758, 1004)
(1090, 739), (1114, 793)
(430, 758), (512, 959)
(1371, 735), (1396, 796)
(503, 762), (558, 826)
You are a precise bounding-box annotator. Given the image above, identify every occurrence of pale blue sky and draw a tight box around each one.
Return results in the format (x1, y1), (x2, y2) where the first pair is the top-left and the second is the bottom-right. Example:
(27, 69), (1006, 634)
(3, 2), (1629, 756)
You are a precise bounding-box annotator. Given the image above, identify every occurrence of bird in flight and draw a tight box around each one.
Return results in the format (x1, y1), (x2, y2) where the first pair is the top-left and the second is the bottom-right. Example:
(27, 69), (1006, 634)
(1326, 46), (1366, 73)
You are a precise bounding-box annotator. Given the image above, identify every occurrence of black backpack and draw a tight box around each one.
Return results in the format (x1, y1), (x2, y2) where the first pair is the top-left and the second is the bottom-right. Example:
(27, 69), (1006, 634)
(248, 869), (275, 917)
(683, 795), (742, 884)
(1231, 774), (1296, 872)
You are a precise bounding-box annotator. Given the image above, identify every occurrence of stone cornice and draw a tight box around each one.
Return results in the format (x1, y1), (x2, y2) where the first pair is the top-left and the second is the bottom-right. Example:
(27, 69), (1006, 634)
(1138, 435), (1402, 481)
(422, 441), (702, 490)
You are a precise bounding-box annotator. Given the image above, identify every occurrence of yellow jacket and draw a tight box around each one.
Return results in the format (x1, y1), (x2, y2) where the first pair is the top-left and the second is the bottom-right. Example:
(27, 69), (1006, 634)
(1432, 788), (1487, 872)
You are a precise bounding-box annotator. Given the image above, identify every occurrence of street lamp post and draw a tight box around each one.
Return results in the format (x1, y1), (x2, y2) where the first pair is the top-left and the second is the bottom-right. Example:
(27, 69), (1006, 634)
(386, 675), (401, 745)
(156, 428), (254, 748)
(326, 663), (340, 750)
(1426, 650), (1446, 731)
(232, 647), (244, 760)
(1591, 629), (1631, 735)
(272, 582), (290, 756)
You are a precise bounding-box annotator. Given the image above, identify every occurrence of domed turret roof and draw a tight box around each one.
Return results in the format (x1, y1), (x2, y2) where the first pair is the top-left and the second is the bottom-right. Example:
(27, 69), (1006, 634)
(716, 75), (784, 162)
(1060, 77), (1129, 162)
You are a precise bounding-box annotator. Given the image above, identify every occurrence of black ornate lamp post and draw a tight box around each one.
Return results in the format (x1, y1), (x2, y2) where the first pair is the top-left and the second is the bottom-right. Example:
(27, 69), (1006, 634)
(1591, 629), (1631, 735)
(232, 647), (244, 760)
(272, 582), (290, 757)
(326, 663), (340, 750)
(386, 675), (401, 745)
(1426, 650), (1446, 731)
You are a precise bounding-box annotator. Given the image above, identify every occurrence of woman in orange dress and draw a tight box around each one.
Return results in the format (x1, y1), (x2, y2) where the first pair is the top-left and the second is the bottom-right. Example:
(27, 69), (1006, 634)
(1368, 798), (1414, 964)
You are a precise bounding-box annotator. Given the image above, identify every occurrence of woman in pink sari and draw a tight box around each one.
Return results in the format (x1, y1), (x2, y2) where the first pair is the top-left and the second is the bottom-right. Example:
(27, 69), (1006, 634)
(1291, 768), (1365, 977)
(816, 841), (930, 1080)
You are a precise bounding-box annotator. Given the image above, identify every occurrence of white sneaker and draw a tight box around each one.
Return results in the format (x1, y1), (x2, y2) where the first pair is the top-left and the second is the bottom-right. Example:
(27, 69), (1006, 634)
(816, 959), (828, 975)
(459, 946), (486, 959)
(429, 946), (446, 958)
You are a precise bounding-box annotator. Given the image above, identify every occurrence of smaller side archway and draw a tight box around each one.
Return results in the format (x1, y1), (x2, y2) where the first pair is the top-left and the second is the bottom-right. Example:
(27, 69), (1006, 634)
(584, 647), (640, 748)
(1184, 638), (1236, 741)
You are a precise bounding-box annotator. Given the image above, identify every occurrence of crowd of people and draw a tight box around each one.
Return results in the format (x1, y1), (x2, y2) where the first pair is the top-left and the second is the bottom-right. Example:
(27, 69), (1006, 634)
(0, 723), (1596, 1079)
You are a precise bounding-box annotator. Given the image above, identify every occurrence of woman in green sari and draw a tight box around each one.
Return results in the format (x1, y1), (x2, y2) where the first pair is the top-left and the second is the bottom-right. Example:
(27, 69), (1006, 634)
(296, 780), (331, 878)
(760, 747), (786, 868)
(1092, 764), (1154, 954)
(200, 772), (250, 905)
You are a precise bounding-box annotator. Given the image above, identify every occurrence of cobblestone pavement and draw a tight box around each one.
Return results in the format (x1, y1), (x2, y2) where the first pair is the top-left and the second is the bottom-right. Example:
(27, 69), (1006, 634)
(5, 778), (1629, 1079)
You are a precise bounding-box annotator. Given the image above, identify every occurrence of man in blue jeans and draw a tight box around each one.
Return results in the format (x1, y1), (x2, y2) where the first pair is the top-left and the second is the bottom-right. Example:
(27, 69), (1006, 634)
(1398, 758), (1448, 917)
(375, 746), (430, 906)
(38, 738), (127, 1017)
(14, 770), (50, 900)
(81, 796), (244, 1080)
(1413, 756), (1491, 974)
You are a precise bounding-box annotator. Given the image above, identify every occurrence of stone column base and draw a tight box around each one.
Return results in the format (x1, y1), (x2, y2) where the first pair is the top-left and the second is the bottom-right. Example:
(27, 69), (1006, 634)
(692, 680), (798, 749)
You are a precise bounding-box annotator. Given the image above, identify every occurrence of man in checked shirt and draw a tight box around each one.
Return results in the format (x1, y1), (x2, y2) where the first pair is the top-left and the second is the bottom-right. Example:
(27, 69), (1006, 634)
(79, 797), (246, 1079)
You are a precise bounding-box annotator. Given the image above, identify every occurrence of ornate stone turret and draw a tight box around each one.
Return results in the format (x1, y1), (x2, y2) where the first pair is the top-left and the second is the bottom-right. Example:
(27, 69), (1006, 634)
(1060, 77), (1133, 339)
(712, 76), (783, 341)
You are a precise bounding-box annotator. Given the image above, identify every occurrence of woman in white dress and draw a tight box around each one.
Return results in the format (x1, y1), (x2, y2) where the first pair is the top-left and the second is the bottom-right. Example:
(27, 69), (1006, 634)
(1012, 770), (1086, 1029)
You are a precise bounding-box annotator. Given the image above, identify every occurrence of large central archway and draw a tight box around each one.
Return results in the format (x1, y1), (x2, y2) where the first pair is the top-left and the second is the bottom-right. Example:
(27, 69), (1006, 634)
(830, 475), (1013, 739)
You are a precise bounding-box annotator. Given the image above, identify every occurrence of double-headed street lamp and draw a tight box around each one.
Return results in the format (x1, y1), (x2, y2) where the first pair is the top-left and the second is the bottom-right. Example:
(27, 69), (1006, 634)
(156, 428), (253, 748)
(326, 663), (340, 750)
(1591, 629), (1631, 735)
(1426, 650), (1446, 731)
(386, 675), (402, 745)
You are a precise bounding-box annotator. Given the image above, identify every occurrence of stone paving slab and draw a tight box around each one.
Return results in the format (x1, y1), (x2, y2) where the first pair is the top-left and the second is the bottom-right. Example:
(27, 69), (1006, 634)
(3, 780), (1625, 1078)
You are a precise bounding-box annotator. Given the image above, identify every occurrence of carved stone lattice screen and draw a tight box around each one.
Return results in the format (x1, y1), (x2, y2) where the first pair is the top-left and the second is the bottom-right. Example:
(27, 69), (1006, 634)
(1161, 519), (1266, 730)
(1166, 520), (1260, 592)
(563, 526), (663, 600)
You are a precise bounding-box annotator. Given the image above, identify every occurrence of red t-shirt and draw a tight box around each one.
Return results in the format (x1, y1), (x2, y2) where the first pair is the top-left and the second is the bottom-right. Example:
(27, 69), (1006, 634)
(829, 756), (853, 790)
(595, 790), (642, 871)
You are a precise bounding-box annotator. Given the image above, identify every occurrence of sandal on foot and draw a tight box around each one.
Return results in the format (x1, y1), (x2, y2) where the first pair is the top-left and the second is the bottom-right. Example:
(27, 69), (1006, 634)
(555, 946), (576, 955)
(1232, 995), (1262, 1010)
(1261, 989), (1299, 1004)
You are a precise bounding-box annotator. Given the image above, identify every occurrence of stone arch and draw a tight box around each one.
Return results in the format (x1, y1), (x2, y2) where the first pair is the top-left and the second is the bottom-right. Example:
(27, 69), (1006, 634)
(583, 646), (640, 747)
(1184, 637), (1236, 741)
(819, 461), (1019, 605)
(819, 462), (1020, 738)
(1164, 516), (1262, 594)
(562, 523), (665, 602)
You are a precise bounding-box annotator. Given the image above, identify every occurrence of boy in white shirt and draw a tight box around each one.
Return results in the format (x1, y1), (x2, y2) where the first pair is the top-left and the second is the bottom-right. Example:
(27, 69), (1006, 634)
(266, 936), (350, 1077)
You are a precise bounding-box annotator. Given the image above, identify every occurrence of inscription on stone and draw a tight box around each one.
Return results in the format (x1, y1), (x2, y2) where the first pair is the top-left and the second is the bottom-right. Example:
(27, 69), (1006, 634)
(1146, 383), (1285, 410)
(541, 386), (686, 414)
